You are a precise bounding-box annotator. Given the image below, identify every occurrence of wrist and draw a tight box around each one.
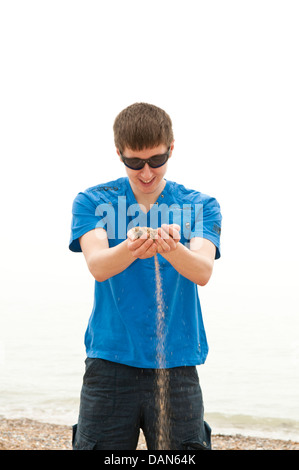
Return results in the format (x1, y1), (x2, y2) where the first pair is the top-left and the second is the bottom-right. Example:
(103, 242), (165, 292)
(124, 238), (138, 261)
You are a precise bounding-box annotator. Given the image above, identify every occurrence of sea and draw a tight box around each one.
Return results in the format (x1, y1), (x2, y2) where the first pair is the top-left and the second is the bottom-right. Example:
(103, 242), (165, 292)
(1, 253), (299, 442)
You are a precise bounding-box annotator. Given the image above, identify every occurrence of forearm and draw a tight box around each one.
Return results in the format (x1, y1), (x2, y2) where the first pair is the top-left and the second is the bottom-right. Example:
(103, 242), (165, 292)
(87, 239), (136, 282)
(160, 242), (214, 286)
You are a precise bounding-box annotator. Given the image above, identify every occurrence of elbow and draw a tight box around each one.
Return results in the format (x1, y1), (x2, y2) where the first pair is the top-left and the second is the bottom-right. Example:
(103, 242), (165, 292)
(197, 276), (210, 287)
(94, 273), (108, 283)
(91, 267), (108, 283)
(87, 258), (108, 283)
(197, 267), (213, 286)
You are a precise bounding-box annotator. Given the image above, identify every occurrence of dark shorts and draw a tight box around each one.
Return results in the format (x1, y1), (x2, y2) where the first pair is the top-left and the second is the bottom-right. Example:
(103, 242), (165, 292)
(72, 358), (211, 450)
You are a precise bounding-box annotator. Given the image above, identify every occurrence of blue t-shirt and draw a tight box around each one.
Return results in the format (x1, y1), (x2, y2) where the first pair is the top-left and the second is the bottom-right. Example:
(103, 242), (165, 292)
(69, 177), (221, 368)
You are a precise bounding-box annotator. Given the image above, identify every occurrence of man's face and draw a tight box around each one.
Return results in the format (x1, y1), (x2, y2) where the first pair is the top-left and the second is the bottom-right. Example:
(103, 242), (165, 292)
(118, 144), (173, 196)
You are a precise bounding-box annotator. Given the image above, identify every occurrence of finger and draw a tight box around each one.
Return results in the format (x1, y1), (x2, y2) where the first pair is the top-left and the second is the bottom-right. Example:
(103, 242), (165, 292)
(128, 237), (146, 248)
(155, 236), (172, 252)
(168, 224), (181, 241)
(161, 224), (180, 237)
(158, 226), (171, 239)
(140, 243), (158, 258)
(139, 244), (158, 259)
(156, 242), (162, 253)
(132, 238), (154, 257)
(127, 237), (151, 254)
(159, 224), (177, 240)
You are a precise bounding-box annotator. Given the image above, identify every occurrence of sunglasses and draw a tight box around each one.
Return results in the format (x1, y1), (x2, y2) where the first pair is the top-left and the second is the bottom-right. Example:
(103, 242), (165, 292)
(120, 147), (171, 170)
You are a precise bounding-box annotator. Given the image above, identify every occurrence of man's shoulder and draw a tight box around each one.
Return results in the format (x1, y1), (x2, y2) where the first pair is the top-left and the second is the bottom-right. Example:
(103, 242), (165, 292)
(85, 177), (127, 196)
(76, 177), (128, 205)
(167, 180), (217, 206)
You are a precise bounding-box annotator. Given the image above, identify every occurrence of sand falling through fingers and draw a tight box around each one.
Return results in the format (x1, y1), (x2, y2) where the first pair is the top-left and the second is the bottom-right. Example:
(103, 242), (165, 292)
(154, 253), (170, 450)
(130, 227), (170, 449)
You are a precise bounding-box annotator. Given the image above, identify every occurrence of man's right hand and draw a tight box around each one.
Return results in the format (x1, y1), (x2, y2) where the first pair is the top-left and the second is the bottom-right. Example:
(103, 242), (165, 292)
(127, 229), (158, 259)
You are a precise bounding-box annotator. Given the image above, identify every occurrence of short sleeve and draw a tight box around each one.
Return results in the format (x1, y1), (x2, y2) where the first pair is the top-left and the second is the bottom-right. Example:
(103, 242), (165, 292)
(69, 191), (106, 252)
(190, 196), (222, 259)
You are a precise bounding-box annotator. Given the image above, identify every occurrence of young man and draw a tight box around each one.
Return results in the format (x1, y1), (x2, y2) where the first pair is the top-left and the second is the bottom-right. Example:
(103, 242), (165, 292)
(69, 103), (222, 450)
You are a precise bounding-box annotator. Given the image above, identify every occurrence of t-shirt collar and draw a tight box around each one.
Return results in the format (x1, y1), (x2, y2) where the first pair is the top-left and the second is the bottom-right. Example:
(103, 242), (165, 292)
(125, 177), (170, 208)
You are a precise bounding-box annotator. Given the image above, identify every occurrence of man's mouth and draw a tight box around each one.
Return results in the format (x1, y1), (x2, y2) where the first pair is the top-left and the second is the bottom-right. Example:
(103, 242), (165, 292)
(139, 177), (155, 185)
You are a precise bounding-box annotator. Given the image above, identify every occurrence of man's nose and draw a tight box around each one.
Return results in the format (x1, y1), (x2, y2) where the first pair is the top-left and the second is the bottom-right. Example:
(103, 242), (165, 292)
(140, 163), (153, 177)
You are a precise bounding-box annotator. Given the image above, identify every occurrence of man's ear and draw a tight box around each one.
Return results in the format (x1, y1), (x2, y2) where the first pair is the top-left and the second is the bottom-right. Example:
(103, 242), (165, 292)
(116, 148), (122, 160)
(169, 140), (175, 158)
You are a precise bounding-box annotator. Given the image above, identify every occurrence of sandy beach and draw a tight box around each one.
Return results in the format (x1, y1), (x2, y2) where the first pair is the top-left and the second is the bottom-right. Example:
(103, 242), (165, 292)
(0, 417), (298, 451)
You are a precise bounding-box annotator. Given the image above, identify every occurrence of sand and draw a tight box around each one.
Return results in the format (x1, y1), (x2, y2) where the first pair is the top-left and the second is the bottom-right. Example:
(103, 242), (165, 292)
(153, 254), (170, 449)
(0, 417), (298, 450)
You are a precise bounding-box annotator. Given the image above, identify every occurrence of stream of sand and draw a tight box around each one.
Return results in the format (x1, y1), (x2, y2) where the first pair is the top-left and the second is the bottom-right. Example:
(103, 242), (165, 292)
(154, 254), (170, 449)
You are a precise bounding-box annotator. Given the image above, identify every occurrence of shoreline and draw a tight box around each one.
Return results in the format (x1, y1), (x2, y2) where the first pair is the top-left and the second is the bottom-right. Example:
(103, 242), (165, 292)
(0, 417), (298, 450)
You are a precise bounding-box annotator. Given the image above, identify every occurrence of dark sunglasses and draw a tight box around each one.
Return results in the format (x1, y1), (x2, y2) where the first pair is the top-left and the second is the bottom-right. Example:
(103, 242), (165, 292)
(120, 147), (171, 170)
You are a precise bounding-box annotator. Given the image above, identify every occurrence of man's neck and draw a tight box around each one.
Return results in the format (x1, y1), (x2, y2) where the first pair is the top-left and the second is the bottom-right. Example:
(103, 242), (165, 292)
(131, 179), (166, 213)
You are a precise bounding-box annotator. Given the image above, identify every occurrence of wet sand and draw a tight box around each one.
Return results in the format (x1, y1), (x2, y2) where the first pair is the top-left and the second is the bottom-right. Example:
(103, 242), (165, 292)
(0, 417), (298, 450)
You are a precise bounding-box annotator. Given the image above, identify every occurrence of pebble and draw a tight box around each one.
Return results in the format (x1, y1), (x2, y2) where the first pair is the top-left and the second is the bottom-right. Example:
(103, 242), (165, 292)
(0, 418), (298, 450)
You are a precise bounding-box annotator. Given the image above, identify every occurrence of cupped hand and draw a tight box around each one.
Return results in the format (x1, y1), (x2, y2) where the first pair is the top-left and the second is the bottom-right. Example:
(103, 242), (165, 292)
(155, 224), (181, 254)
(127, 228), (158, 259)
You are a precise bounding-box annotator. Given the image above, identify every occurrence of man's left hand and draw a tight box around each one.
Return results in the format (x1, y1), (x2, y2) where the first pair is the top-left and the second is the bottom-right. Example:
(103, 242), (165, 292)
(156, 224), (181, 254)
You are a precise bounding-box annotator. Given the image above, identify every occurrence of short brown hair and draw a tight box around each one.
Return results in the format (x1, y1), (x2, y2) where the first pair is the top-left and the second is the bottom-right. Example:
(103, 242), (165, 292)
(113, 102), (174, 152)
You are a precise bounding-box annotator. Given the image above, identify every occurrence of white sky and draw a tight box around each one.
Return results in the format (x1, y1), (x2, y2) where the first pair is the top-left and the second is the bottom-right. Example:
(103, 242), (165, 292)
(1, 0), (298, 311)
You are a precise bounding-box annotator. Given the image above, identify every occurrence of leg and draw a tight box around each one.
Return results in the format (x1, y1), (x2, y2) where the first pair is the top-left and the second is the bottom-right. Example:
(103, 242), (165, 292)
(142, 366), (212, 450)
(73, 358), (141, 450)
